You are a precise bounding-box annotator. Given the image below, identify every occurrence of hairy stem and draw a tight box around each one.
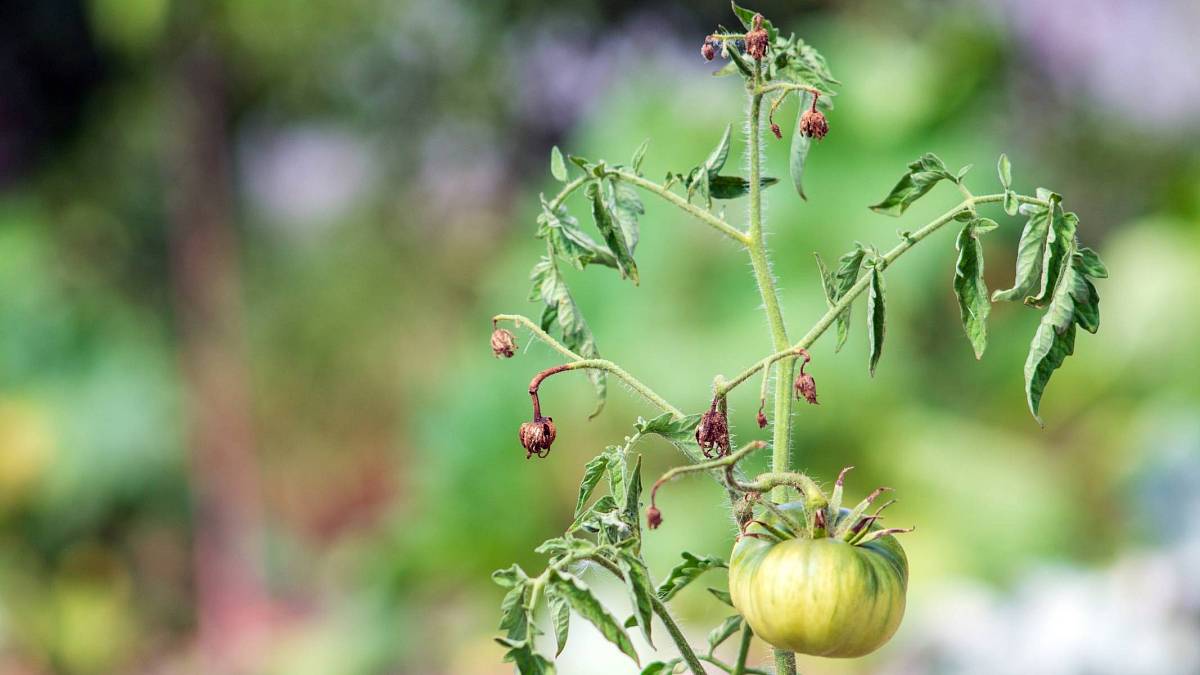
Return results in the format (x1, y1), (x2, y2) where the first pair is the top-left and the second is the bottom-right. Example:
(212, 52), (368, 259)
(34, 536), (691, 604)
(608, 169), (749, 245)
(732, 622), (754, 675)
(745, 58), (798, 675)
(529, 359), (684, 418)
(650, 441), (768, 509)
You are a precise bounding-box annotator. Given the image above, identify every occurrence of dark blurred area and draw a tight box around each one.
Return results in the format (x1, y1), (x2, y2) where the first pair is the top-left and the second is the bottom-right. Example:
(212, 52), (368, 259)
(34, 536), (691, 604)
(0, 0), (1197, 673)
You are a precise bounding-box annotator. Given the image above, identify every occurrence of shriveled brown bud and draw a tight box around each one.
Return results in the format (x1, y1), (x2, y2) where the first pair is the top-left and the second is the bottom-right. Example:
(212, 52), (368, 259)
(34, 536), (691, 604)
(770, 123), (782, 139)
(646, 505), (662, 530)
(799, 108), (829, 140)
(756, 405), (768, 428)
(701, 41), (716, 61)
(491, 328), (517, 358)
(794, 372), (818, 405)
(519, 416), (556, 458)
(695, 403), (730, 458)
(745, 14), (769, 61)
(733, 495), (755, 528)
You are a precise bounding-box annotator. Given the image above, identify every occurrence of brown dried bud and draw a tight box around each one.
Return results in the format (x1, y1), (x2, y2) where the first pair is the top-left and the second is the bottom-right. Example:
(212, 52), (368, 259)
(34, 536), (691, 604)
(799, 108), (829, 140)
(695, 404), (730, 459)
(733, 495), (755, 528)
(491, 328), (517, 358)
(744, 14), (769, 61)
(770, 123), (782, 139)
(519, 416), (556, 458)
(814, 507), (827, 532)
(701, 41), (716, 61)
(794, 372), (818, 405)
(756, 405), (768, 428)
(646, 505), (662, 530)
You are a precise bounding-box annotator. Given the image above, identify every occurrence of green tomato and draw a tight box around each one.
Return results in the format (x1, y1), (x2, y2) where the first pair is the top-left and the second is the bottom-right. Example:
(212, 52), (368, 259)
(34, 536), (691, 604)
(729, 505), (908, 658)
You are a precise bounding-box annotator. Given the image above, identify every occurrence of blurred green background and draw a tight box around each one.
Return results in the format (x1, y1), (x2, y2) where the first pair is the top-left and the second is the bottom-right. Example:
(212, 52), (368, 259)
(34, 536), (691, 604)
(1, 0), (1198, 673)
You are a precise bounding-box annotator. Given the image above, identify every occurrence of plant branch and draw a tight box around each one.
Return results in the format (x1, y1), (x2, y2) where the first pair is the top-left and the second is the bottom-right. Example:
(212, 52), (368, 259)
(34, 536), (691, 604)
(528, 359), (684, 419)
(650, 441), (768, 511)
(607, 168), (750, 245)
(716, 347), (807, 397)
(493, 314), (584, 362)
(546, 175), (590, 210)
(732, 621), (754, 675)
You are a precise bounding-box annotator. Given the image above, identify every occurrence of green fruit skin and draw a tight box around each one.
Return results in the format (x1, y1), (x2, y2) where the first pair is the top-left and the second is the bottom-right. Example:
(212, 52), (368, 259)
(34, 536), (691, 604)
(729, 516), (908, 658)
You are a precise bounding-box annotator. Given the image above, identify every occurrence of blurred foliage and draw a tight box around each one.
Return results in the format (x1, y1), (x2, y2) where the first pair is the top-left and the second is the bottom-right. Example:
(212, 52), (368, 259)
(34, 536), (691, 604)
(0, 0), (1197, 673)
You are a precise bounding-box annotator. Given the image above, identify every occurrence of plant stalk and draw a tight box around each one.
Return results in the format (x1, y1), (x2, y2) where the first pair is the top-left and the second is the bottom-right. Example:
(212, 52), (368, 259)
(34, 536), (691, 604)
(732, 622), (754, 675)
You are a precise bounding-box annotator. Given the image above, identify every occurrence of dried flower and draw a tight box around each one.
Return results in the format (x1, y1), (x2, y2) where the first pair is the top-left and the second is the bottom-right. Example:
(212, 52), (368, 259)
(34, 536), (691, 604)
(491, 328), (517, 358)
(756, 405), (768, 428)
(519, 416), (556, 458)
(770, 123), (782, 139)
(746, 14), (769, 61)
(799, 106), (829, 140)
(701, 40), (716, 61)
(794, 372), (818, 404)
(646, 505), (662, 530)
(696, 399), (730, 458)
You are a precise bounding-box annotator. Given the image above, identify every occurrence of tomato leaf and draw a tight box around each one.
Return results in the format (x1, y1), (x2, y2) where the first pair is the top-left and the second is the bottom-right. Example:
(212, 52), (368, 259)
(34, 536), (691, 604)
(954, 220), (991, 359)
(866, 265), (886, 376)
(537, 197), (618, 271)
(550, 571), (640, 665)
(529, 257), (605, 417)
(789, 93), (813, 200)
(707, 615), (743, 652)
(656, 552), (727, 602)
(499, 640), (556, 675)
(635, 413), (708, 465)
(624, 454), (643, 535)
(869, 153), (957, 216)
(575, 454), (609, 518)
(498, 584), (529, 641)
(618, 550), (656, 646)
(992, 190), (1059, 303)
(708, 175), (779, 200)
(997, 153), (1012, 189)
(547, 591), (570, 656)
(1024, 240), (1105, 425)
(830, 243), (866, 352)
(550, 146), (567, 182)
(640, 661), (681, 675)
(631, 139), (649, 175)
(705, 124), (733, 175)
(588, 181), (639, 284)
(707, 588), (734, 607)
(1026, 208), (1077, 308)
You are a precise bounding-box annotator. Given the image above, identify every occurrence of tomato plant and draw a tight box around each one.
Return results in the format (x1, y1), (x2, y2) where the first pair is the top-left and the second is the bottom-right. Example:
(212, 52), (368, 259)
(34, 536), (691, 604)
(488, 3), (1108, 674)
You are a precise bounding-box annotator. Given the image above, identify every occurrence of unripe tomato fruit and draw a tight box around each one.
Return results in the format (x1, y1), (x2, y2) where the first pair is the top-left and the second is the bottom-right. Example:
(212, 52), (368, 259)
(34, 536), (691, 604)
(729, 504), (908, 658)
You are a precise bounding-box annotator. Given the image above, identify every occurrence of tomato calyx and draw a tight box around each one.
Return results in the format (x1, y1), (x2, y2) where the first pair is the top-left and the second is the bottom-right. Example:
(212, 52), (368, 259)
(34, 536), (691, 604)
(737, 466), (913, 546)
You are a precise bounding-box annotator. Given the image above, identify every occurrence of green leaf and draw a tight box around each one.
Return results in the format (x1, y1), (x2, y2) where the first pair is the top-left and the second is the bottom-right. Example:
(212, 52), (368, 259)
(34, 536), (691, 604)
(814, 253), (836, 307)
(499, 584), (529, 641)
(707, 588), (734, 607)
(631, 139), (649, 175)
(954, 222), (991, 359)
(833, 244), (866, 352)
(588, 181), (639, 284)
(656, 552), (727, 602)
(725, 42), (754, 78)
(973, 217), (999, 234)
(992, 194), (1057, 303)
(529, 257), (606, 417)
(605, 447), (626, 507)
(537, 196), (617, 270)
(866, 266), (886, 376)
(1024, 241), (1104, 424)
(550, 571), (640, 665)
(575, 455), (610, 518)
(1026, 207), (1077, 308)
(708, 175), (779, 200)
(624, 454), (643, 531)
(492, 563), (529, 589)
(707, 615), (744, 652)
(869, 153), (957, 216)
(997, 153), (1012, 189)
(705, 124), (733, 174)
(550, 146), (567, 182)
(789, 98), (812, 201)
(635, 412), (702, 440)
(618, 551), (656, 646)
(730, 2), (776, 40)
(640, 661), (681, 675)
(548, 591), (570, 656)
(1075, 246), (1109, 279)
(500, 641), (556, 675)
(1004, 190), (1019, 216)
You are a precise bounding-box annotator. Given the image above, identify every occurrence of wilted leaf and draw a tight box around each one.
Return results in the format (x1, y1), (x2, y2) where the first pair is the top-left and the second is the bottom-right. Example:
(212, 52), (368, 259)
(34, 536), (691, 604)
(548, 591), (570, 656)
(656, 552), (727, 602)
(588, 181), (639, 284)
(1026, 209), (1077, 308)
(529, 257), (605, 416)
(832, 244), (866, 352)
(706, 124), (733, 174)
(866, 266), (886, 376)
(631, 139), (649, 174)
(992, 192), (1058, 303)
(954, 221), (991, 359)
(997, 153), (1012, 189)
(618, 550), (655, 646)
(707, 588), (734, 607)
(789, 93), (813, 200)
(575, 455), (609, 518)
(640, 661), (681, 675)
(550, 571), (640, 665)
(707, 615), (743, 652)
(551, 146), (567, 182)
(869, 153), (957, 216)
(708, 175), (779, 200)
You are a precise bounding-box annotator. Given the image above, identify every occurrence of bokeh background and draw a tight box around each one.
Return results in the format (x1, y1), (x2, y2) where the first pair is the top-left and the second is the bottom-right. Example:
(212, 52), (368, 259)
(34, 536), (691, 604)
(2, 0), (1199, 673)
